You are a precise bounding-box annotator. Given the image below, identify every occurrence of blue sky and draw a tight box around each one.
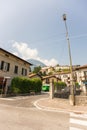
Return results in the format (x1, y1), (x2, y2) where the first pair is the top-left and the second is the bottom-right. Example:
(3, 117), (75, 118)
(0, 0), (87, 66)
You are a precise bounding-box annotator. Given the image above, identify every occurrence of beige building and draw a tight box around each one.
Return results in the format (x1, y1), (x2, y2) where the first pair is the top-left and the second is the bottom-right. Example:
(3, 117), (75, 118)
(42, 75), (61, 85)
(0, 48), (32, 85)
(75, 65), (87, 94)
(41, 66), (53, 75)
(29, 73), (42, 80)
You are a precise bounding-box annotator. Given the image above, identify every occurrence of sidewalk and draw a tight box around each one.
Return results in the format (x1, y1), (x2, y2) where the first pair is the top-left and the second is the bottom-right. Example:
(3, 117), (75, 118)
(35, 97), (87, 114)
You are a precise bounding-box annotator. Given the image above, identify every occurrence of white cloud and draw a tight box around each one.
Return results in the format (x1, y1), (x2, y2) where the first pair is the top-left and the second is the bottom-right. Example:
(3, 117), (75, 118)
(44, 59), (58, 67)
(12, 41), (58, 66)
(37, 57), (58, 67)
(12, 41), (38, 59)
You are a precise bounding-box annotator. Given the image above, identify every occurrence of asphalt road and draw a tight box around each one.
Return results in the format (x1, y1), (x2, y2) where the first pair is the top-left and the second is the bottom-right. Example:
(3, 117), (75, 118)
(0, 93), (49, 107)
(0, 104), (69, 130)
(0, 93), (69, 130)
(0, 93), (87, 130)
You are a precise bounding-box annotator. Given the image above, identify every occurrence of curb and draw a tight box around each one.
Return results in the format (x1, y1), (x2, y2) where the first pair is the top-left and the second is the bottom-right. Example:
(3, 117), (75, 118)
(34, 98), (87, 114)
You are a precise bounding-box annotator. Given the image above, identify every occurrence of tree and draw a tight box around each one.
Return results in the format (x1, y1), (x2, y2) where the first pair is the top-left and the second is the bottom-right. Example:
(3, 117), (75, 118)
(54, 81), (67, 91)
(33, 66), (41, 73)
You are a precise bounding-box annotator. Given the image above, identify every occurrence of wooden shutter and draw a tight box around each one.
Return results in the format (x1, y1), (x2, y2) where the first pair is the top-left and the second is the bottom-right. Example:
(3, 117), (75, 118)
(25, 69), (27, 76)
(0, 61), (4, 70)
(7, 63), (10, 71)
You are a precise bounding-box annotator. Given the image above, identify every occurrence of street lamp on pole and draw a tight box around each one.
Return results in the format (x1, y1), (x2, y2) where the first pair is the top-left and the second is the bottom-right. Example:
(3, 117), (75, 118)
(63, 14), (75, 105)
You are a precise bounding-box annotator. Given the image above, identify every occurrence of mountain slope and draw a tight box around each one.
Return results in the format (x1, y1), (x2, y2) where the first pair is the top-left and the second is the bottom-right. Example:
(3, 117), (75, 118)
(27, 59), (46, 71)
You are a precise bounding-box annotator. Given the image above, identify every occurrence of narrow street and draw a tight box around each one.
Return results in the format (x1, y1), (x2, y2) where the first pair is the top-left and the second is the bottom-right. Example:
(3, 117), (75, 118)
(0, 94), (69, 130)
(0, 94), (87, 130)
(0, 103), (69, 130)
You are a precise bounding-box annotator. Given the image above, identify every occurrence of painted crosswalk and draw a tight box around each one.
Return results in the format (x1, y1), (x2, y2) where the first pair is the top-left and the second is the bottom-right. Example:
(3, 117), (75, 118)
(70, 112), (87, 130)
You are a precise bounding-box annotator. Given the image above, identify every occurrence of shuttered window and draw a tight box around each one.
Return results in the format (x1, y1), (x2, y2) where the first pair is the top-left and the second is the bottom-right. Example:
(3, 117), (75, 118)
(14, 65), (18, 74)
(0, 61), (10, 71)
(21, 68), (27, 76)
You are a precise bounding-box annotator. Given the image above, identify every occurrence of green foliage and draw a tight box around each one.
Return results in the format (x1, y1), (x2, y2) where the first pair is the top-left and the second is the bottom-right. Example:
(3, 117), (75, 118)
(75, 82), (80, 89)
(33, 66), (41, 73)
(48, 72), (53, 75)
(56, 64), (59, 66)
(31, 78), (42, 92)
(41, 71), (47, 76)
(54, 81), (67, 91)
(62, 69), (70, 72)
(11, 77), (42, 94)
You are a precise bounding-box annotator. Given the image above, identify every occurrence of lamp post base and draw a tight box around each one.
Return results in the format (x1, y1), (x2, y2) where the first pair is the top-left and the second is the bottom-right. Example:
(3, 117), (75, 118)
(69, 95), (75, 106)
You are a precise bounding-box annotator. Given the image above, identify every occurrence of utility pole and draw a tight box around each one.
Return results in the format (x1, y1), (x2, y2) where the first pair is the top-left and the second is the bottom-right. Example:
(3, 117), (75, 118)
(63, 14), (75, 105)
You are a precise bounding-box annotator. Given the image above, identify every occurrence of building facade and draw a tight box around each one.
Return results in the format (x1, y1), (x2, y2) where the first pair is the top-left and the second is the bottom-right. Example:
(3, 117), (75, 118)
(0, 48), (32, 86)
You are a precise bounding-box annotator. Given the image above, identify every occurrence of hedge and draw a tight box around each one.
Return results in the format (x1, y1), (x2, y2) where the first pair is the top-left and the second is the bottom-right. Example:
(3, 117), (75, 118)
(11, 77), (42, 94)
(54, 81), (67, 91)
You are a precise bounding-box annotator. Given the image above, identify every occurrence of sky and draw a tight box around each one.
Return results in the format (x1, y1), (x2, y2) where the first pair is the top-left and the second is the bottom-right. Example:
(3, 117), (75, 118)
(0, 0), (87, 66)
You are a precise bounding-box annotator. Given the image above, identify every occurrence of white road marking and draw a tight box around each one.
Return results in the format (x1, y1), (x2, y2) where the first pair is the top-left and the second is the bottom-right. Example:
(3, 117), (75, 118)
(0, 98), (14, 100)
(70, 118), (87, 126)
(0, 96), (30, 100)
(70, 113), (87, 119)
(70, 127), (83, 130)
(70, 113), (87, 130)
(34, 98), (70, 113)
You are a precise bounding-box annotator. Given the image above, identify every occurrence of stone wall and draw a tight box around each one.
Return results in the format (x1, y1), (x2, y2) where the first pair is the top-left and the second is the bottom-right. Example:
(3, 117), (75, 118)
(75, 96), (87, 105)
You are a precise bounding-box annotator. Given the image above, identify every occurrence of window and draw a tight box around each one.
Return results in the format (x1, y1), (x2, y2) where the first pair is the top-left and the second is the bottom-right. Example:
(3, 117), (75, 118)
(0, 61), (10, 71)
(22, 68), (27, 76)
(84, 71), (87, 80)
(14, 65), (18, 74)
